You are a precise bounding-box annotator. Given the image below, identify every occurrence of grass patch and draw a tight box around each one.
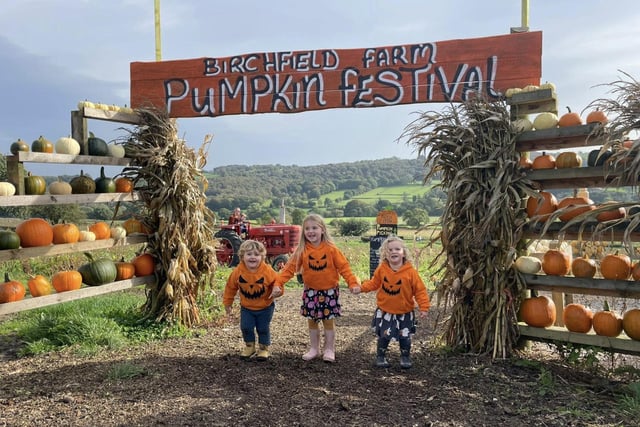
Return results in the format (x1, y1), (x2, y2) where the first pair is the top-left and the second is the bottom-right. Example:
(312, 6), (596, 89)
(107, 362), (149, 380)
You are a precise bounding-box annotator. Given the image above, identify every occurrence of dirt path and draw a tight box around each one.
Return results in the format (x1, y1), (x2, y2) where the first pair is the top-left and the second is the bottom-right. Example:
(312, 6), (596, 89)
(0, 291), (636, 426)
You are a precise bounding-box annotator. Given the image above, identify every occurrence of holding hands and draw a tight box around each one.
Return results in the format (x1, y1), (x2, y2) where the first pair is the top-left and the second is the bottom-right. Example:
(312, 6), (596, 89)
(350, 286), (361, 294)
(269, 286), (283, 299)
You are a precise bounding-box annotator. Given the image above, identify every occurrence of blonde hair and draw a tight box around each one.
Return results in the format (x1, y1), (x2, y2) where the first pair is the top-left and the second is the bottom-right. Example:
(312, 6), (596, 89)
(290, 213), (334, 269)
(380, 235), (411, 263)
(238, 240), (267, 261)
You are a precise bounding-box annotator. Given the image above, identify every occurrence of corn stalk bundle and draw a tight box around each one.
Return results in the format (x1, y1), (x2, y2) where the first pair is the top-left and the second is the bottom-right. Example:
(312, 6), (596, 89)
(119, 107), (217, 327)
(401, 97), (535, 357)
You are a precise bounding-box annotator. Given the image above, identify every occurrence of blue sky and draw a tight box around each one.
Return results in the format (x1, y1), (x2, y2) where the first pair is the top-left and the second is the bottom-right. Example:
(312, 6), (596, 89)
(2, 0), (640, 177)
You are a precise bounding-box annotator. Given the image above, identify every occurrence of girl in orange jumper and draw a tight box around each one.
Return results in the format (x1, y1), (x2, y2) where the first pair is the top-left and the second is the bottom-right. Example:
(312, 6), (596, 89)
(276, 214), (359, 363)
(352, 235), (430, 369)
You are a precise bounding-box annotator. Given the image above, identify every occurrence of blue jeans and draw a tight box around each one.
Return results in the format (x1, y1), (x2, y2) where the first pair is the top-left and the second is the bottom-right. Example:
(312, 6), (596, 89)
(240, 303), (275, 345)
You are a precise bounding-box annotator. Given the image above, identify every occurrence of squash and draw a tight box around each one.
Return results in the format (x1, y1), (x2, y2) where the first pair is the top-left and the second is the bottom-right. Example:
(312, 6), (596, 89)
(533, 112), (559, 130)
(115, 177), (134, 193)
(539, 81), (557, 92)
(555, 151), (582, 169)
(94, 167), (116, 193)
(78, 252), (117, 286)
(52, 270), (83, 292)
(600, 252), (631, 280)
(27, 275), (53, 297)
(556, 192), (595, 222)
(592, 301), (623, 337)
(586, 109), (608, 125)
(0, 229), (20, 250)
(587, 148), (612, 167)
(518, 153), (533, 170)
(519, 295), (556, 327)
(31, 135), (54, 153)
(542, 249), (571, 276)
(596, 203), (626, 222)
(571, 256), (597, 278)
(89, 221), (111, 240)
(10, 138), (29, 155)
(632, 261), (640, 281)
(526, 191), (558, 222)
(557, 107), (583, 128)
(133, 253), (156, 276)
(504, 87), (522, 97)
(0, 272), (26, 303)
(48, 178), (73, 195)
(52, 222), (80, 244)
(623, 309), (640, 340)
(0, 182), (16, 197)
(55, 135), (81, 155)
(24, 172), (47, 195)
(79, 230), (96, 242)
(115, 257), (136, 281)
(514, 255), (542, 274)
(15, 218), (53, 247)
(70, 170), (96, 194)
(511, 118), (533, 132)
(562, 303), (593, 333)
(87, 132), (110, 156)
(110, 226), (127, 240)
(108, 143), (126, 158)
(531, 152), (556, 170)
(123, 218), (149, 235)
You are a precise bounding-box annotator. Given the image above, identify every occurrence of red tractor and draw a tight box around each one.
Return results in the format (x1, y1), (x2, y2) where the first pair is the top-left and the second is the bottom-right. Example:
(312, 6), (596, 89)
(214, 221), (301, 270)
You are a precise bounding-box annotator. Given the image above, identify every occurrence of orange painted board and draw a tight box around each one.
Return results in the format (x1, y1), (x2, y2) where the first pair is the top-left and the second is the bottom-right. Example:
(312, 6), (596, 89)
(130, 31), (542, 118)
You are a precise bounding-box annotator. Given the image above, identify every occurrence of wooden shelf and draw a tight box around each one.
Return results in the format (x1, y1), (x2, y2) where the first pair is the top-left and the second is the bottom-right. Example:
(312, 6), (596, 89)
(6, 152), (132, 166)
(0, 192), (139, 207)
(0, 235), (148, 262)
(507, 88), (558, 117)
(523, 220), (640, 241)
(516, 123), (604, 152)
(526, 165), (619, 189)
(522, 273), (640, 298)
(518, 323), (640, 356)
(0, 275), (155, 316)
(75, 107), (140, 125)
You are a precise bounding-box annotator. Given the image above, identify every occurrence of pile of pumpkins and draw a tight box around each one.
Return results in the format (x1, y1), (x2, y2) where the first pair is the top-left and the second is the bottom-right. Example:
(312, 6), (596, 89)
(0, 251), (156, 303)
(10, 134), (126, 158)
(525, 189), (626, 224)
(77, 100), (134, 114)
(510, 96), (608, 133)
(0, 169), (133, 197)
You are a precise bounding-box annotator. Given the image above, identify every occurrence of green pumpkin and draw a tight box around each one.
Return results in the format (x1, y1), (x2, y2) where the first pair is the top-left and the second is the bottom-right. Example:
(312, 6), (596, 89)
(94, 167), (116, 193)
(587, 149), (613, 167)
(0, 230), (21, 250)
(70, 170), (96, 194)
(10, 138), (29, 155)
(24, 172), (47, 195)
(87, 132), (110, 156)
(78, 252), (117, 286)
(31, 135), (54, 153)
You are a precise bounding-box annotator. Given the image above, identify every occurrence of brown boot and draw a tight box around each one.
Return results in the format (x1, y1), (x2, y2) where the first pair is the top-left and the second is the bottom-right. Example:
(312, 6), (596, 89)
(240, 342), (255, 359)
(256, 344), (270, 361)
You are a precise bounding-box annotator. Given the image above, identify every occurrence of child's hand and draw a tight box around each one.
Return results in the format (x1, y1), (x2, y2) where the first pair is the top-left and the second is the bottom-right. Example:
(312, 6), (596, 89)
(350, 286), (361, 295)
(225, 306), (234, 322)
(419, 310), (428, 319)
(269, 286), (283, 299)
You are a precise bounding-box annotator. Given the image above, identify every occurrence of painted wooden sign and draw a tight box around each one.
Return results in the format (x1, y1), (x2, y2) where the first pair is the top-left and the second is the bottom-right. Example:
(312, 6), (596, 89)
(130, 31), (542, 118)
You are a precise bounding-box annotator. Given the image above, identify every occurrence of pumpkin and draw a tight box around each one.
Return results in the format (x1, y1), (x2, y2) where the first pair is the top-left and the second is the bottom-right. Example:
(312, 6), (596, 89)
(592, 301), (623, 337)
(542, 249), (571, 276)
(632, 261), (640, 281)
(623, 309), (640, 340)
(0, 182), (16, 197)
(514, 255), (542, 274)
(89, 221), (111, 240)
(70, 170), (96, 194)
(539, 81), (557, 91)
(562, 303), (593, 333)
(587, 148), (612, 167)
(15, 218), (53, 247)
(24, 172), (47, 195)
(52, 270), (83, 292)
(79, 230), (96, 242)
(10, 138), (29, 155)
(556, 192), (595, 222)
(115, 177), (134, 193)
(555, 151), (582, 169)
(94, 167), (116, 193)
(526, 191), (558, 222)
(533, 112), (559, 130)
(55, 136), (81, 155)
(519, 295), (556, 327)
(600, 252), (631, 280)
(557, 107), (583, 128)
(110, 226), (127, 240)
(531, 152), (556, 170)
(0, 272), (26, 303)
(87, 132), (110, 156)
(108, 143), (126, 158)
(586, 109), (608, 125)
(133, 253), (156, 276)
(78, 253), (117, 286)
(48, 178), (73, 195)
(571, 256), (597, 278)
(27, 275), (53, 297)
(52, 222), (80, 244)
(511, 118), (533, 132)
(596, 203), (625, 222)
(0, 229), (20, 250)
(31, 135), (54, 153)
(115, 257), (136, 281)
(123, 218), (149, 235)
(504, 87), (522, 97)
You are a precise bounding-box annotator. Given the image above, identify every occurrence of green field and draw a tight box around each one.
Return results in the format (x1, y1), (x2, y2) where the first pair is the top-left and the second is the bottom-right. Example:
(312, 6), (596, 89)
(318, 182), (432, 207)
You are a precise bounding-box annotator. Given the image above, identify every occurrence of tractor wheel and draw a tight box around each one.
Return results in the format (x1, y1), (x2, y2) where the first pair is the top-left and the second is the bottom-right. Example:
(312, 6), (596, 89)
(271, 254), (289, 271)
(214, 229), (242, 267)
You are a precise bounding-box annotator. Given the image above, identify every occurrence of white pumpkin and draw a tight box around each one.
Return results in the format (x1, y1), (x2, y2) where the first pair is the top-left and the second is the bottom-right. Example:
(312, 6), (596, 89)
(523, 84), (539, 92)
(108, 143), (126, 158)
(55, 136), (81, 155)
(0, 181), (16, 197)
(539, 81), (557, 92)
(48, 178), (73, 195)
(110, 226), (127, 240)
(514, 256), (542, 274)
(79, 230), (96, 242)
(533, 112), (559, 130)
(504, 87), (522, 98)
(511, 118), (533, 132)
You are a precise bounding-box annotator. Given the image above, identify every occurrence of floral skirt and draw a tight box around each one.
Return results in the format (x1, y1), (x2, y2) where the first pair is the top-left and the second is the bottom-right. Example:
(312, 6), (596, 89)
(371, 308), (416, 341)
(300, 288), (341, 321)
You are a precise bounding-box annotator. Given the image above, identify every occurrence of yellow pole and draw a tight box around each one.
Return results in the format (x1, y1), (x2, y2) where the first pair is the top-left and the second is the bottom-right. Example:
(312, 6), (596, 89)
(521, 0), (529, 29)
(154, 0), (162, 61)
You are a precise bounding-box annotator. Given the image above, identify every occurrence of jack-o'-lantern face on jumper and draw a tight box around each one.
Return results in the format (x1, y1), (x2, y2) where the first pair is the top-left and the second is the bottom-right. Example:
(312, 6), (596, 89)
(238, 275), (267, 299)
(381, 276), (401, 296)
(308, 254), (328, 271)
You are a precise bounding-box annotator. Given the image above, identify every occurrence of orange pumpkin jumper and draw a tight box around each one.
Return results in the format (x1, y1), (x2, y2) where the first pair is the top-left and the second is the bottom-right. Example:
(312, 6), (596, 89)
(223, 261), (278, 311)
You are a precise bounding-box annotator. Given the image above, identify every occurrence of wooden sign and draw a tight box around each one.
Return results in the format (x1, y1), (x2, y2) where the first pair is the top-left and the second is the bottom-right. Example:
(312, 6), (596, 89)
(130, 31), (542, 118)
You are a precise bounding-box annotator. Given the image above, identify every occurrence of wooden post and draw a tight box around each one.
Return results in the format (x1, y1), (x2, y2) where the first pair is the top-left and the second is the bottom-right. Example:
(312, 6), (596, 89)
(6, 156), (25, 195)
(71, 110), (89, 155)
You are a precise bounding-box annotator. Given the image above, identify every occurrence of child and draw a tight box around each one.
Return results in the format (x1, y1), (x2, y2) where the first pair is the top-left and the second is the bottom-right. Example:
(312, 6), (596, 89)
(276, 213), (359, 363)
(351, 235), (429, 369)
(223, 240), (283, 360)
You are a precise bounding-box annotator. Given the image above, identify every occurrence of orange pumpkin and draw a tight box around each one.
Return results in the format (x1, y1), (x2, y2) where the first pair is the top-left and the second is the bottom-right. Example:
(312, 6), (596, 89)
(52, 222), (80, 244)
(592, 302), (623, 337)
(526, 191), (558, 222)
(557, 194), (595, 222)
(115, 177), (134, 193)
(558, 106), (583, 127)
(89, 221), (111, 240)
(542, 249), (571, 276)
(632, 261), (640, 281)
(519, 295), (556, 328)
(595, 203), (626, 222)
(0, 273), (26, 303)
(623, 309), (640, 340)
(531, 152), (556, 170)
(571, 256), (597, 278)
(123, 218), (150, 235)
(585, 109), (608, 125)
(15, 218), (54, 247)
(518, 153), (533, 169)
(562, 303), (593, 333)
(600, 252), (631, 280)
(27, 274), (52, 297)
(133, 253), (156, 276)
(51, 270), (83, 293)
(115, 257), (136, 281)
